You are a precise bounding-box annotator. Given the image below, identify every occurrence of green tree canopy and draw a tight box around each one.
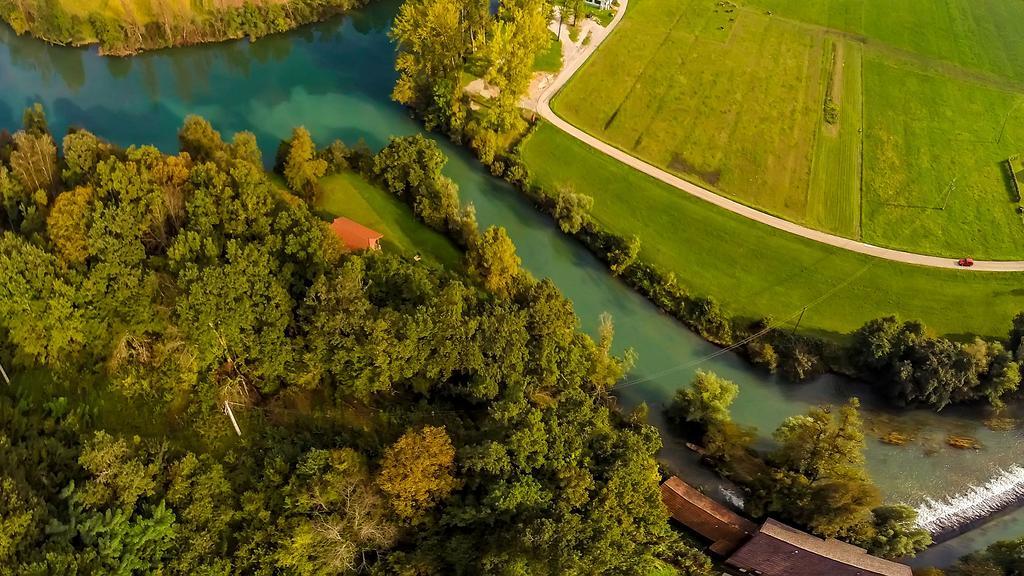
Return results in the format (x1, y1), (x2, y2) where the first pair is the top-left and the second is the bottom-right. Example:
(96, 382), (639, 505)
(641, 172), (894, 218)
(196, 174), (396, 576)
(283, 126), (327, 199)
(466, 225), (522, 295)
(668, 370), (738, 429)
(377, 425), (460, 521)
(0, 109), (675, 575)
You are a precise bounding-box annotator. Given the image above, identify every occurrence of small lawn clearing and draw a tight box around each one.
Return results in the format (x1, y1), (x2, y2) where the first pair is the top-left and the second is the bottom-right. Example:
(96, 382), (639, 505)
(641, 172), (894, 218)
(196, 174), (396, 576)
(316, 172), (462, 269)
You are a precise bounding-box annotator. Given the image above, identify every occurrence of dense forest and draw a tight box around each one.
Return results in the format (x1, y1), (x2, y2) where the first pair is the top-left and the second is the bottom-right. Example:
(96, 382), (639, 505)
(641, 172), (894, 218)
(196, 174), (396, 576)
(0, 0), (365, 54)
(0, 107), (708, 574)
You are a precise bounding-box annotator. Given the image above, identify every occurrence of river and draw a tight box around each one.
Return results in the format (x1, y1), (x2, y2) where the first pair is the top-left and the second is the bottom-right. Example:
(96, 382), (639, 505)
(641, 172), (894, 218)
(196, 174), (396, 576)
(1, 0), (1022, 566)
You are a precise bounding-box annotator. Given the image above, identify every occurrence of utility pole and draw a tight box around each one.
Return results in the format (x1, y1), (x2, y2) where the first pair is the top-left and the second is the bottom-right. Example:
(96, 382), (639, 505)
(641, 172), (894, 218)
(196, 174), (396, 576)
(791, 306), (808, 335)
(940, 177), (957, 211)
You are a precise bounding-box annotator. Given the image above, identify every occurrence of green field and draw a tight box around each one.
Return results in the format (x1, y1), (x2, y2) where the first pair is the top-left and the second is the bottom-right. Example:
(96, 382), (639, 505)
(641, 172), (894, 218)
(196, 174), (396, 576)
(316, 172), (462, 269)
(861, 56), (1024, 256)
(1013, 156), (1024, 198)
(806, 38), (862, 237)
(521, 122), (1024, 339)
(19, 0), (294, 42)
(53, 0), (215, 26)
(552, 0), (1024, 258)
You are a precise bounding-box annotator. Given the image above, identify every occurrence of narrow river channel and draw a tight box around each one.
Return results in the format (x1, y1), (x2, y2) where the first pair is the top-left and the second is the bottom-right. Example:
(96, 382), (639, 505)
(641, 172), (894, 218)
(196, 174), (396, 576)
(1, 0), (1022, 565)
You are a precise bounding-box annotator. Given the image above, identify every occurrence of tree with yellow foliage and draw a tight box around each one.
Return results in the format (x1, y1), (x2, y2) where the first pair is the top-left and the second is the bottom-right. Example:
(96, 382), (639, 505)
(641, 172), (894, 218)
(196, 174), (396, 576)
(377, 426), (460, 521)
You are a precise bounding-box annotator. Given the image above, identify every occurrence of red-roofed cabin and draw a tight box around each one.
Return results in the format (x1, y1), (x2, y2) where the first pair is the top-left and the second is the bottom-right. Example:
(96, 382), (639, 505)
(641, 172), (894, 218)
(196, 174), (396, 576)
(331, 217), (383, 251)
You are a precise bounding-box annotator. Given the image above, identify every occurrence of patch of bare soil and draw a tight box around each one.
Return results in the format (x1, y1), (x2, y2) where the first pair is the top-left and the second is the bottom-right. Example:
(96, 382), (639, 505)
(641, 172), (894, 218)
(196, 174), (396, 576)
(669, 153), (722, 186)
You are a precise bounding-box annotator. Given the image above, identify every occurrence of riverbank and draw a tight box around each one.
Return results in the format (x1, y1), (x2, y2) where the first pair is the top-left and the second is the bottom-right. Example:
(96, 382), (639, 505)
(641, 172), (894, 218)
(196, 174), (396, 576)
(0, 0), (367, 55)
(4, 5), (1023, 565)
(520, 122), (1024, 341)
(514, 0), (1024, 340)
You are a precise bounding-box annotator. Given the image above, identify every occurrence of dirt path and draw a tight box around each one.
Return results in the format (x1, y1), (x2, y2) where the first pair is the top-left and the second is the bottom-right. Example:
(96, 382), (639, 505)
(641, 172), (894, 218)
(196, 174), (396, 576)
(524, 9), (616, 110)
(531, 0), (1024, 272)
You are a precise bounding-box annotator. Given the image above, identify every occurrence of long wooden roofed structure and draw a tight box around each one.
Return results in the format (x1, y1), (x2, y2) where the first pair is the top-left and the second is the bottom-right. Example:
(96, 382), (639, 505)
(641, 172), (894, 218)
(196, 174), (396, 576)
(727, 519), (913, 576)
(660, 476), (756, 555)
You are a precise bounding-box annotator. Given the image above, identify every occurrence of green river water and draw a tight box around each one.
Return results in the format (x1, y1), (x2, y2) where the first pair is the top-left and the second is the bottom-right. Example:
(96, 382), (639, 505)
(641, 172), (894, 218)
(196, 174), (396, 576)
(1, 1), (1022, 566)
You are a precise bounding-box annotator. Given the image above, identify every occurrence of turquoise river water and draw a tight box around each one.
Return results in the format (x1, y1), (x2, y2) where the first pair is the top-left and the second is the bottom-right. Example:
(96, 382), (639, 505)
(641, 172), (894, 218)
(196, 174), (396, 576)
(1, 0), (1022, 566)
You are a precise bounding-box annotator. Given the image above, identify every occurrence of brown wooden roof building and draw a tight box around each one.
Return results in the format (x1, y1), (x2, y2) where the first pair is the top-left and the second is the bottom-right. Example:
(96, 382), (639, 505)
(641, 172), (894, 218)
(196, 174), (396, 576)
(726, 519), (913, 576)
(330, 217), (383, 251)
(660, 476), (757, 556)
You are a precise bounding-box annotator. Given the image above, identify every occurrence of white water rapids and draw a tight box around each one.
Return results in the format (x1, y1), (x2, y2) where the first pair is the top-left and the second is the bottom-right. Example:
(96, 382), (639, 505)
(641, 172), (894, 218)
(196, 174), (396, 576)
(916, 465), (1024, 535)
(720, 486), (745, 509)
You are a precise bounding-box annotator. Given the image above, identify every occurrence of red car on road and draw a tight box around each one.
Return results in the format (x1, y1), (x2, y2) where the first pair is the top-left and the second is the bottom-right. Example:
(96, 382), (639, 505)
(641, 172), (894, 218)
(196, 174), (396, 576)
(957, 257), (975, 267)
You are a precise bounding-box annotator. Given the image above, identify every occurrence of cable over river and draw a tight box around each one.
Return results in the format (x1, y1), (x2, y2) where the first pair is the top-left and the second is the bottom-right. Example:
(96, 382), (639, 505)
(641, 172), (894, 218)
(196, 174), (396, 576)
(1, 1), (1022, 566)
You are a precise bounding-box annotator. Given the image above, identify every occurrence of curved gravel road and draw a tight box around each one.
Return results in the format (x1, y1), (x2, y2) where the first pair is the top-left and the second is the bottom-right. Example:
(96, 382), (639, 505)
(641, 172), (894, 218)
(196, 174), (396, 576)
(534, 0), (1024, 272)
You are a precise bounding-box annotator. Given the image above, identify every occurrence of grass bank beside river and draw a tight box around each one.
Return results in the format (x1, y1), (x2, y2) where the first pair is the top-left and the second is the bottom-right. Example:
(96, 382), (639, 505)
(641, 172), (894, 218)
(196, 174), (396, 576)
(0, 0), (365, 54)
(521, 122), (1024, 341)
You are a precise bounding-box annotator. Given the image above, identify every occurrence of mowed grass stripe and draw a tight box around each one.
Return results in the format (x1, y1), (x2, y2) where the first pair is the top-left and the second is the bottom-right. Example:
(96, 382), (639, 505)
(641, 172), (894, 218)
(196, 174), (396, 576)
(806, 36), (839, 233)
(520, 123), (1024, 339)
(783, 19), (824, 220)
(808, 39), (863, 238)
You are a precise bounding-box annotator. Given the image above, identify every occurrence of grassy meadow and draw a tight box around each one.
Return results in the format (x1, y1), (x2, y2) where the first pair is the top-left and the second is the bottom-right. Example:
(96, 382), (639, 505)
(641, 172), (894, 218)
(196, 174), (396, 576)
(37, 0), (293, 39)
(316, 172), (463, 269)
(552, 0), (1024, 257)
(57, 0), (206, 26)
(861, 55), (1024, 257)
(521, 123), (1024, 339)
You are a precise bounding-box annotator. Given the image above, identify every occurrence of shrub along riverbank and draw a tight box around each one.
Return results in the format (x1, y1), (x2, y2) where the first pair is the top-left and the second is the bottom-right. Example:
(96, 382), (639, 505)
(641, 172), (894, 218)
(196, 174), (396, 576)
(379, 0), (1024, 411)
(451, 119), (1024, 413)
(0, 0), (366, 55)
